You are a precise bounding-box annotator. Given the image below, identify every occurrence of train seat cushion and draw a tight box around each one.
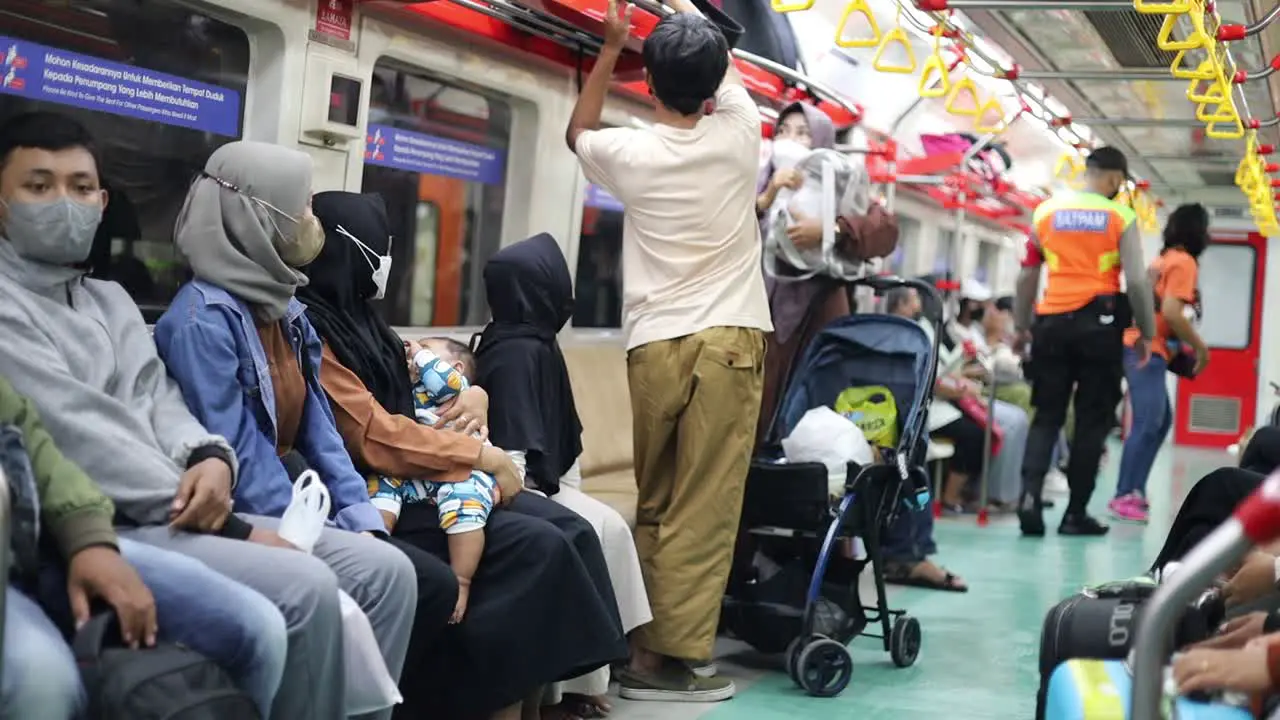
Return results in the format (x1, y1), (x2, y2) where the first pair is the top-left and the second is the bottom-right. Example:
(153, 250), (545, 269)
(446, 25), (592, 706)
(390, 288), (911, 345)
(563, 342), (637, 525)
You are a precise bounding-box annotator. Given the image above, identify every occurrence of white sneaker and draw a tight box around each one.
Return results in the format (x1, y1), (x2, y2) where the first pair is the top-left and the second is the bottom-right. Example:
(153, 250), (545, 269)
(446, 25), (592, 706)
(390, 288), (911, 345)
(1044, 469), (1069, 495)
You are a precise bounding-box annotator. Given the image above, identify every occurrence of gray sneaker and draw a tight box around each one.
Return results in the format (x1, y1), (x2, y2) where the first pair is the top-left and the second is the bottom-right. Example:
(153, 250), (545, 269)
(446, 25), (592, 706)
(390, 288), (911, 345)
(617, 664), (735, 702)
(689, 661), (717, 678)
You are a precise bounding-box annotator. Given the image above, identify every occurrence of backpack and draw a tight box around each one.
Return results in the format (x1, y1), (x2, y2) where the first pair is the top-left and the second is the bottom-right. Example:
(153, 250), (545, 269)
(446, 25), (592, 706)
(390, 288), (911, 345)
(763, 149), (899, 282)
(75, 612), (260, 720)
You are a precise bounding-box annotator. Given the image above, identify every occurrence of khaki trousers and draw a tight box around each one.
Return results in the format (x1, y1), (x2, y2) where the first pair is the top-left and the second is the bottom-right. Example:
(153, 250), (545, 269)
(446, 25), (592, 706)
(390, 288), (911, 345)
(627, 326), (765, 660)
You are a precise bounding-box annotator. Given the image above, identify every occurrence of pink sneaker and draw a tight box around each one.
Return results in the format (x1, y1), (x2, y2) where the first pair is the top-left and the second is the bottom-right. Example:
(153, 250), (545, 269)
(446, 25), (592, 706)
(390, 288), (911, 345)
(1108, 496), (1148, 523)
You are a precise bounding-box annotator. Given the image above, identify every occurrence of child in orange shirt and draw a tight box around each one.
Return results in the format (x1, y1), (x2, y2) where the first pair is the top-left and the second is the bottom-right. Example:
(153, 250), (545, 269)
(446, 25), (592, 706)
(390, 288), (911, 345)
(1112, 204), (1210, 523)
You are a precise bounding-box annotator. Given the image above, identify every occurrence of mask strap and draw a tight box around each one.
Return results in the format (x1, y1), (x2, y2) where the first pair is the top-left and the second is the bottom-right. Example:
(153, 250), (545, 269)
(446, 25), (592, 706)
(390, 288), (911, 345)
(203, 171), (299, 242)
(335, 225), (386, 270)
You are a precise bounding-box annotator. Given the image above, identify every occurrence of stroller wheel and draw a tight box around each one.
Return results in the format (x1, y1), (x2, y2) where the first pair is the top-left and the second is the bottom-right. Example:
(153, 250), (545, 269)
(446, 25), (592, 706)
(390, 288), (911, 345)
(890, 615), (922, 668)
(796, 638), (853, 697)
(784, 636), (805, 686)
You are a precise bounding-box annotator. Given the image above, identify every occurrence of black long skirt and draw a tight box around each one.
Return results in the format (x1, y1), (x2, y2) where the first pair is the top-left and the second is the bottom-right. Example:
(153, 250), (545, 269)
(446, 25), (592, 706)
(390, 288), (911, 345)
(392, 500), (628, 719)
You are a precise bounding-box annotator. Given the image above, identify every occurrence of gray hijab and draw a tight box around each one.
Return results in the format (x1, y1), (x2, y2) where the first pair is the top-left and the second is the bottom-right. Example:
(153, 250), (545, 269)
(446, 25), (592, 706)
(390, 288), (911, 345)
(174, 141), (312, 323)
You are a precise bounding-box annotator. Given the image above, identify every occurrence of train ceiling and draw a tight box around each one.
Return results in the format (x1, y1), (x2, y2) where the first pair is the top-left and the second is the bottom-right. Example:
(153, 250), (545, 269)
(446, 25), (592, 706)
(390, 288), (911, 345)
(955, 0), (1280, 203)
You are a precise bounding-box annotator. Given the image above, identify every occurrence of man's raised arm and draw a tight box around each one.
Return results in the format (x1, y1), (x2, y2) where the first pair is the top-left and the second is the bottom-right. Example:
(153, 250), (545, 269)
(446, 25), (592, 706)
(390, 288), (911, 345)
(565, 0), (631, 151)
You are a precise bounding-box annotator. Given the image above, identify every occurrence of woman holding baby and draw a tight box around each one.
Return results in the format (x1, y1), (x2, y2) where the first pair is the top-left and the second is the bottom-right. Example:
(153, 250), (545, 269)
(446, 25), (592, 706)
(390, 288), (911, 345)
(299, 191), (627, 720)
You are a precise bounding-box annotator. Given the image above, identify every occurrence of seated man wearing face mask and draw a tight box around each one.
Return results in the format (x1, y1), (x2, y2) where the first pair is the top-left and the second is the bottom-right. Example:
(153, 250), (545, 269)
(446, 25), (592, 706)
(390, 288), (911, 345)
(1013, 146), (1156, 538)
(0, 111), (415, 720)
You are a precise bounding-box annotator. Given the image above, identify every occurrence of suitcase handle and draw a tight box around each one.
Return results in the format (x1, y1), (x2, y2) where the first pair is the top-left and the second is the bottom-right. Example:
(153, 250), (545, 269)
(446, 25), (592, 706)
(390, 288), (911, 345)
(1131, 469), (1280, 718)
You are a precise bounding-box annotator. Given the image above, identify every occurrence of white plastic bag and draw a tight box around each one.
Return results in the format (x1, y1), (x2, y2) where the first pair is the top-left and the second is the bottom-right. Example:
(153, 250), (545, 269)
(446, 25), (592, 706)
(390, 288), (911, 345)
(341, 589), (404, 715)
(780, 407), (874, 496)
(276, 470), (330, 553)
(275, 471), (402, 714)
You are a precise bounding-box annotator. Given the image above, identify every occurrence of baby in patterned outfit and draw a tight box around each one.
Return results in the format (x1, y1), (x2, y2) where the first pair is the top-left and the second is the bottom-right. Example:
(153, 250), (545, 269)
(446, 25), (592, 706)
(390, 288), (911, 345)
(368, 337), (498, 623)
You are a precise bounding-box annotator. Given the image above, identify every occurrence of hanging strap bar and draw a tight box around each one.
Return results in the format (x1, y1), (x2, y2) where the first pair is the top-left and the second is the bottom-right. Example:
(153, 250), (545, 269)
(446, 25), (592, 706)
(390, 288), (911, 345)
(1015, 69), (1180, 81)
(1064, 116), (1206, 127)
(730, 48), (863, 119)
(1216, 3), (1280, 41)
(915, 0), (1135, 9)
(1233, 54), (1280, 83)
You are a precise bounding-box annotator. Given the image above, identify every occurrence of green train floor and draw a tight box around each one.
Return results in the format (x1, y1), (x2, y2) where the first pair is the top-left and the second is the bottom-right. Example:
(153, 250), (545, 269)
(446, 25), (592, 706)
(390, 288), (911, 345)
(605, 440), (1231, 720)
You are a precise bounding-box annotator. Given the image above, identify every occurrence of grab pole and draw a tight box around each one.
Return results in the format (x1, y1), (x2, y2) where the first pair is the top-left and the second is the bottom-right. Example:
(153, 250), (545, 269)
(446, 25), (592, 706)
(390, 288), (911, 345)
(1216, 3), (1280, 41)
(1015, 69), (1180, 81)
(0, 464), (10, 684)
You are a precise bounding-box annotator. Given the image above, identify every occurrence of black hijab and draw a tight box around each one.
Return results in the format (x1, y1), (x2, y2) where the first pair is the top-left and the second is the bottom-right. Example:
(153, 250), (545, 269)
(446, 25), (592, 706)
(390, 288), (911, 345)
(297, 191), (417, 421)
(473, 233), (583, 495)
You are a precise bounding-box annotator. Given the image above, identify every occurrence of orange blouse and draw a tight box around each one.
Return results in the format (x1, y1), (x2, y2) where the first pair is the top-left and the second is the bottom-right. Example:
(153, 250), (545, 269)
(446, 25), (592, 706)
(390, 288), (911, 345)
(318, 343), (482, 483)
(257, 322), (306, 456)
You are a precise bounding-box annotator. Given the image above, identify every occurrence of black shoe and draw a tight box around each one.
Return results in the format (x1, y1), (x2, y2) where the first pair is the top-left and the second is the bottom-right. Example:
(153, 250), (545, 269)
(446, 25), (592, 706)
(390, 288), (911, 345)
(1019, 508), (1046, 537)
(1059, 514), (1110, 536)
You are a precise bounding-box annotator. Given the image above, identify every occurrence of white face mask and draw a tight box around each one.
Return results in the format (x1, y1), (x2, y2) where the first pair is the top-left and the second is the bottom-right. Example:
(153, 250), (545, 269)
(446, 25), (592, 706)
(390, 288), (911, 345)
(770, 138), (811, 172)
(336, 224), (393, 300)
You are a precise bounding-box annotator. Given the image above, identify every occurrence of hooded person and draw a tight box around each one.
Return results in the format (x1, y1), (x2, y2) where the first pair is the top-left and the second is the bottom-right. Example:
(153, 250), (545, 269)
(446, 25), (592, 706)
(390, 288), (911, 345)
(473, 233), (654, 715)
(753, 101), (847, 449)
(152, 142), (428, 720)
(296, 193), (629, 719)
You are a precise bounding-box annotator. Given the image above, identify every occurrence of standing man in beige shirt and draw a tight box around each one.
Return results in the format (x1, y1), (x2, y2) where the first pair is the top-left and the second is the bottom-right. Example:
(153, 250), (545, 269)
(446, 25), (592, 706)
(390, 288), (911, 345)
(566, 0), (771, 703)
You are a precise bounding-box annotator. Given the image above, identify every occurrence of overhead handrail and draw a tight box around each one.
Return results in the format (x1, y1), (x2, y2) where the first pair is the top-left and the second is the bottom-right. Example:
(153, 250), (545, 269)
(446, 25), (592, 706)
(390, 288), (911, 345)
(1215, 2), (1280, 41)
(836, 0), (883, 49)
(730, 48), (863, 120)
(1233, 54), (1280, 83)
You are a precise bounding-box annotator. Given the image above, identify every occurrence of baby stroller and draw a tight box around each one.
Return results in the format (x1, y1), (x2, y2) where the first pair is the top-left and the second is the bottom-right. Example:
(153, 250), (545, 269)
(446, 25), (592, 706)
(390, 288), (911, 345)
(721, 276), (942, 698)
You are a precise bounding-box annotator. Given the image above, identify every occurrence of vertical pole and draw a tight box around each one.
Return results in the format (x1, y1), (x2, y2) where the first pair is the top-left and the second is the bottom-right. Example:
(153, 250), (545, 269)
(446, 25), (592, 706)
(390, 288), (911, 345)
(978, 377), (995, 527)
(0, 465), (10, 684)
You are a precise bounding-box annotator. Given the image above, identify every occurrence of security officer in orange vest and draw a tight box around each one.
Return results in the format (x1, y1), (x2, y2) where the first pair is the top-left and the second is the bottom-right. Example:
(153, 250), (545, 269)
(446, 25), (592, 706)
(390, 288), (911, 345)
(1014, 147), (1156, 537)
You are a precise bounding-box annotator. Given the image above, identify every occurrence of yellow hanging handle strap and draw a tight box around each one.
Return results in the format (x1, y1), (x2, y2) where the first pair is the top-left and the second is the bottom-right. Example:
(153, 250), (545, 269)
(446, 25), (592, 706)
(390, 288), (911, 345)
(973, 97), (1008, 133)
(770, 0), (815, 13)
(1054, 153), (1085, 185)
(1133, 0), (1194, 14)
(872, 16), (918, 74)
(836, 0), (882, 49)
(944, 76), (982, 117)
(1156, 7), (1208, 52)
(918, 32), (951, 98)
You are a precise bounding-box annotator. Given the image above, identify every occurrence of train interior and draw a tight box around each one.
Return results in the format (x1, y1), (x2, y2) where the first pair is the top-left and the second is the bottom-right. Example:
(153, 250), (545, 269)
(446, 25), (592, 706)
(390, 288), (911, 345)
(2, 0), (1279, 717)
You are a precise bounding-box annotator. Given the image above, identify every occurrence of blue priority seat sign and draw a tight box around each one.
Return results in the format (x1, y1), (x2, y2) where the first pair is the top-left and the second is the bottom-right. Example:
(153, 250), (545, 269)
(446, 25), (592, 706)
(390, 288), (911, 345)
(0, 35), (242, 137)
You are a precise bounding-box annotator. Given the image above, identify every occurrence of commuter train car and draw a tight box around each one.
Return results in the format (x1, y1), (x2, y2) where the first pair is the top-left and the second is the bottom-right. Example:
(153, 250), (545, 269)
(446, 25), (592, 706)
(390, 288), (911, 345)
(2, 0), (1278, 717)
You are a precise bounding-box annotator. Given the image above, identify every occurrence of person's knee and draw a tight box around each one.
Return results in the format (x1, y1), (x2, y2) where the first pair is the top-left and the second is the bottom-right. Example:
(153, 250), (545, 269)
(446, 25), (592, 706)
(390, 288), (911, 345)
(2, 640), (85, 719)
(352, 534), (419, 617)
(272, 552), (343, 633)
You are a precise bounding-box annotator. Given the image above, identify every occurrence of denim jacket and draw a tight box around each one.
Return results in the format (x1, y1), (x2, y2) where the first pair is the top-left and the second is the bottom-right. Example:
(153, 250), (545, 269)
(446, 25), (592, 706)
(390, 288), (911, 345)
(154, 280), (383, 535)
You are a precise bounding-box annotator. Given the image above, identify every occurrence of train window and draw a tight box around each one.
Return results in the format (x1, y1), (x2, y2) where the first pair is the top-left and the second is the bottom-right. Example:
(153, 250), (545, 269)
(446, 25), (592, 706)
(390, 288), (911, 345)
(975, 239), (997, 286)
(934, 229), (956, 275)
(1197, 243), (1255, 351)
(361, 61), (511, 327)
(0, 0), (249, 321)
(573, 183), (624, 329)
(886, 216), (919, 275)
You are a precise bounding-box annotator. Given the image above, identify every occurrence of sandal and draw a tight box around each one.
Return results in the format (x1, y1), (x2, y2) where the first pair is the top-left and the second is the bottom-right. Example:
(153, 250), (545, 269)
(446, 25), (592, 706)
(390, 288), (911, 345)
(884, 561), (969, 593)
(541, 704), (586, 720)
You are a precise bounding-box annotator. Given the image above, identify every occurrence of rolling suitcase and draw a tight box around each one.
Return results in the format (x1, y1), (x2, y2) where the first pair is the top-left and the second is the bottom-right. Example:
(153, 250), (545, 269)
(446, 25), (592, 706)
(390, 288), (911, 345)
(1036, 578), (1221, 719)
(1043, 658), (1252, 720)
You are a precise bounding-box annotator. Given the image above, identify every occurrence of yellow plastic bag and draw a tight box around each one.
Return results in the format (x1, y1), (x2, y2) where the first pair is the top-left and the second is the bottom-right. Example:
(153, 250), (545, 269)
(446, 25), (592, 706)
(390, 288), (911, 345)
(834, 386), (899, 448)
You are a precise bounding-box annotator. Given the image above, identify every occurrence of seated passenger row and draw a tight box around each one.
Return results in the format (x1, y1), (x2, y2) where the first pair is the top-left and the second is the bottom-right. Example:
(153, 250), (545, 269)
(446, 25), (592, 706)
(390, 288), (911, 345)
(0, 110), (647, 720)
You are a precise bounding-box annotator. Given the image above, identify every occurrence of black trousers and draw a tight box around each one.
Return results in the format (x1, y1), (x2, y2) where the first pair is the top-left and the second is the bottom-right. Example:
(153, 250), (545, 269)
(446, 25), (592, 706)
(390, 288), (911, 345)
(1021, 297), (1127, 515)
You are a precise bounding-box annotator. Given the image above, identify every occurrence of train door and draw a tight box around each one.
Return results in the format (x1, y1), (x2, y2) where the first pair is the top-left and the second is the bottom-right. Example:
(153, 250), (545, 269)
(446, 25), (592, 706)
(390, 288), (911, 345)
(360, 60), (511, 328)
(1173, 233), (1268, 448)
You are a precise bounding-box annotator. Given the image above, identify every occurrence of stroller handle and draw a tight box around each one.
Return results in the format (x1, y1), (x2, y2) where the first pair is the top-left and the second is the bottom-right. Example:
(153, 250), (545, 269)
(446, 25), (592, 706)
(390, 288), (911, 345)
(846, 276), (945, 328)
